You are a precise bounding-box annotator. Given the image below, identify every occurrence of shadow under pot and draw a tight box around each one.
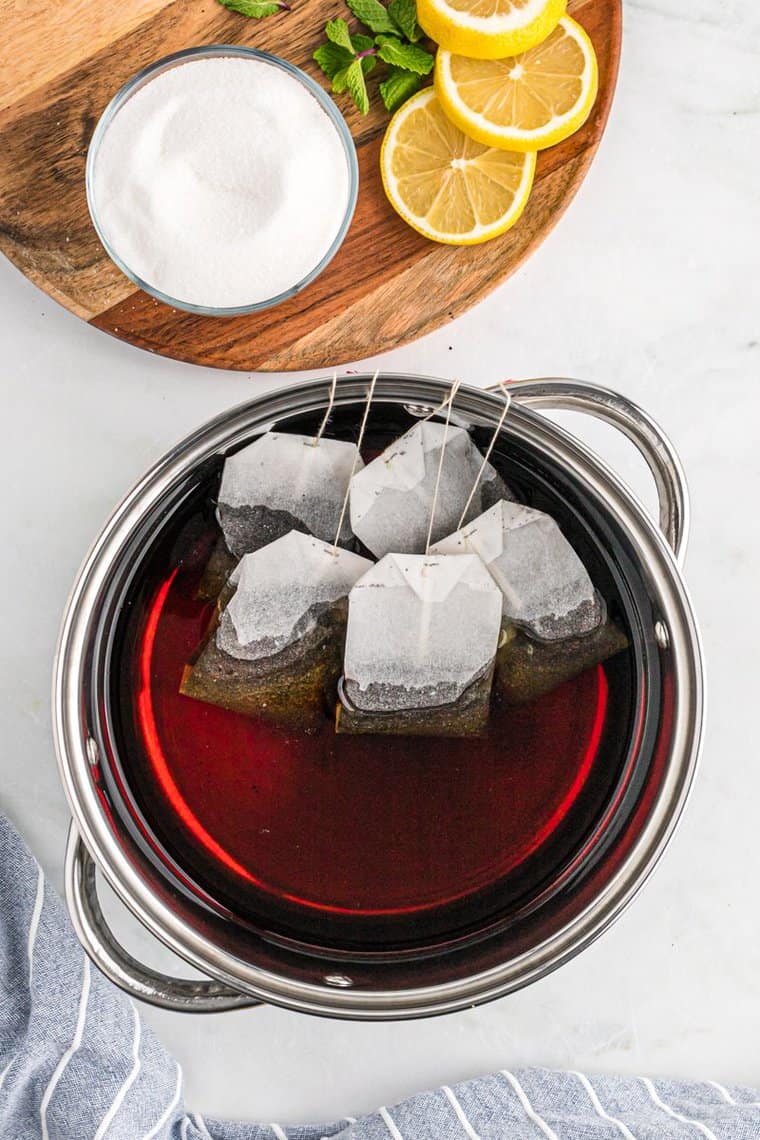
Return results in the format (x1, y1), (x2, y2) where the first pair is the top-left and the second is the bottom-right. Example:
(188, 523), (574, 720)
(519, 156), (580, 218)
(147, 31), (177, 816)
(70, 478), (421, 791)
(53, 375), (703, 1019)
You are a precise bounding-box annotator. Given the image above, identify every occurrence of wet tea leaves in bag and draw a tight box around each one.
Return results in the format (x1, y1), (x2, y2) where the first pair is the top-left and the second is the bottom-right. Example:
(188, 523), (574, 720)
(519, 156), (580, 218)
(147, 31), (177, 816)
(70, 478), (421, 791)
(432, 501), (628, 702)
(218, 431), (363, 558)
(218, 531), (371, 661)
(432, 499), (603, 641)
(496, 621), (629, 705)
(338, 553), (502, 736)
(182, 530), (372, 728)
(350, 421), (509, 559)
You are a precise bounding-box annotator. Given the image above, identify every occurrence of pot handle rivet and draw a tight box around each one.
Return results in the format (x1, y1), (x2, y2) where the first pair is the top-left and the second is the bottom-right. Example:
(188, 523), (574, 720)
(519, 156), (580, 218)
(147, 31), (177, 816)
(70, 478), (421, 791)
(65, 825), (261, 1013)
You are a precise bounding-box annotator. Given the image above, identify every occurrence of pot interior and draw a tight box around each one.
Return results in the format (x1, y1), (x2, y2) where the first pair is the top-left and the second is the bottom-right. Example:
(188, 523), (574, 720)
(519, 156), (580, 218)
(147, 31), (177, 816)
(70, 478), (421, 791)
(90, 395), (663, 987)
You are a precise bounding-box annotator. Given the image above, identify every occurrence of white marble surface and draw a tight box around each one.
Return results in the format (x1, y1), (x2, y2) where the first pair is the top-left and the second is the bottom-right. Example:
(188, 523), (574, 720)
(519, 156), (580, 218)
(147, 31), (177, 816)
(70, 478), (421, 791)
(2, 0), (759, 1124)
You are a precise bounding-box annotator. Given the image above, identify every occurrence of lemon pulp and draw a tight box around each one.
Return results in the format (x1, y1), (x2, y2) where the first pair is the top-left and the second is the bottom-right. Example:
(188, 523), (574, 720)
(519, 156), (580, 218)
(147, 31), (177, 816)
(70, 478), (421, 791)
(381, 88), (536, 245)
(436, 16), (599, 151)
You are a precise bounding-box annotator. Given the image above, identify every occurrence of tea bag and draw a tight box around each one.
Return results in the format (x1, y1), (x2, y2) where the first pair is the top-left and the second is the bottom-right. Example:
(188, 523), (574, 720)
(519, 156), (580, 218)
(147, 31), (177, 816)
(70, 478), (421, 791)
(198, 428), (363, 600)
(336, 553), (502, 736)
(432, 500), (602, 639)
(199, 378), (355, 597)
(349, 420), (510, 559)
(218, 431), (363, 557)
(431, 500), (627, 702)
(182, 530), (372, 729)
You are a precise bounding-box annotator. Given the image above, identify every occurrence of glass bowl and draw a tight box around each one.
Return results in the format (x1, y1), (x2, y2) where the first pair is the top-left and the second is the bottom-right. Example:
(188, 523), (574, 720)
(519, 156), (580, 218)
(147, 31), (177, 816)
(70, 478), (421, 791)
(85, 45), (359, 317)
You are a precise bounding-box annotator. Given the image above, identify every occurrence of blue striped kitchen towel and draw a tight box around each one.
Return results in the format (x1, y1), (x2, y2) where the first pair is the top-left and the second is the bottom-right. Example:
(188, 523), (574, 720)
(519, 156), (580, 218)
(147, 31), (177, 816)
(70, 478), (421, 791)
(1, 809), (759, 1140)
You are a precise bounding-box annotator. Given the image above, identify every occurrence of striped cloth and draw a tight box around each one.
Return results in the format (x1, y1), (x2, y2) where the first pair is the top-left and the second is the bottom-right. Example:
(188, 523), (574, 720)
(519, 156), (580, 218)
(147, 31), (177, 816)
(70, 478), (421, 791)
(2, 811), (759, 1140)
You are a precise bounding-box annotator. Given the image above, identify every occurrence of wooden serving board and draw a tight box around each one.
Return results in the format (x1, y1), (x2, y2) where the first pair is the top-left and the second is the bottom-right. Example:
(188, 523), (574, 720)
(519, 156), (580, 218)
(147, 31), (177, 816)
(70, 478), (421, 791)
(0, 0), (620, 372)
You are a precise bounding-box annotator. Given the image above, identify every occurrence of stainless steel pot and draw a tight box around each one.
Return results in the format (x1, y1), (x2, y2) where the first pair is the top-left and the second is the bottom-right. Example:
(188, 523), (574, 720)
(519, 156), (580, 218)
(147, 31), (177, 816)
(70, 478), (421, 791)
(53, 376), (704, 1018)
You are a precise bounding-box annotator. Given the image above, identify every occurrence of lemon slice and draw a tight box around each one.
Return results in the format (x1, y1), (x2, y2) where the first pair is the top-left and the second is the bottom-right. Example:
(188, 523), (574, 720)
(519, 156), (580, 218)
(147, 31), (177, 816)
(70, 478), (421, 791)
(436, 17), (598, 151)
(380, 88), (536, 245)
(417, 0), (566, 61)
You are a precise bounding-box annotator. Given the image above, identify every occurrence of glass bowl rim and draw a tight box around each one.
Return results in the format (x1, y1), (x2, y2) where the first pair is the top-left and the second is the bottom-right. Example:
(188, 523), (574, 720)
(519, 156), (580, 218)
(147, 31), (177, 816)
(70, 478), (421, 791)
(85, 44), (360, 318)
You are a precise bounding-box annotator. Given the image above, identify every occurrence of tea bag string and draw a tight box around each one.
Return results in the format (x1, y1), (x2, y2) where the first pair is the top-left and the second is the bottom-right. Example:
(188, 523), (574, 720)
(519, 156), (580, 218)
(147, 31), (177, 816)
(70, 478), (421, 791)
(455, 381), (512, 530)
(416, 386), (465, 428)
(425, 378), (462, 555)
(332, 370), (379, 554)
(312, 373), (338, 446)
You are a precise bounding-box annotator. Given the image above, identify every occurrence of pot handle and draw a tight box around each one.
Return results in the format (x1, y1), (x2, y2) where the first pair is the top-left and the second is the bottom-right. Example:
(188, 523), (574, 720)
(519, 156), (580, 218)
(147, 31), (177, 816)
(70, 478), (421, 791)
(496, 378), (689, 563)
(65, 827), (260, 1012)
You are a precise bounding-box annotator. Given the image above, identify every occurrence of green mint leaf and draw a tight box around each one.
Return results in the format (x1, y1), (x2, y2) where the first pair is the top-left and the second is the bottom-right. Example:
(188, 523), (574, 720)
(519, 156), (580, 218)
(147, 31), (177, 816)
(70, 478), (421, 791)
(376, 36), (434, 74)
(325, 17), (356, 52)
(314, 41), (355, 80)
(350, 33), (377, 73)
(346, 0), (398, 35)
(350, 32), (375, 52)
(331, 66), (351, 93)
(217, 0), (283, 15)
(388, 0), (422, 41)
(345, 58), (370, 113)
(379, 67), (421, 111)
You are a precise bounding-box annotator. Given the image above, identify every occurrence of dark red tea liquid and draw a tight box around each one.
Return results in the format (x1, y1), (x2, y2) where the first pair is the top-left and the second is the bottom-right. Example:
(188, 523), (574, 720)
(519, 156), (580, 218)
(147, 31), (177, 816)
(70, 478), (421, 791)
(111, 413), (636, 952)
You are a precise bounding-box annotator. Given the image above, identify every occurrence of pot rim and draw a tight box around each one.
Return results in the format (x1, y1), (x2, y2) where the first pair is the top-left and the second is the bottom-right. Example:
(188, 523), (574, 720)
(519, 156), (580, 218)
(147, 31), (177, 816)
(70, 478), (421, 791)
(52, 375), (704, 1018)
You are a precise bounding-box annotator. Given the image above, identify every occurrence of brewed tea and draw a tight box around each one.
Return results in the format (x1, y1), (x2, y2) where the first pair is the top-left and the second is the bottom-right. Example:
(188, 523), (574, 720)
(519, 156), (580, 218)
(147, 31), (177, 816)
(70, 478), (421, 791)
(109, 403), (637, 951)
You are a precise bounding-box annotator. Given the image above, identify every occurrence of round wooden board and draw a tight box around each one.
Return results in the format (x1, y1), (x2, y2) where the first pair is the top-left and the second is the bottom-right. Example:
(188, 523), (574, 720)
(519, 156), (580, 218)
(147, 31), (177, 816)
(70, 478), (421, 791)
(0, 0), (620, 372)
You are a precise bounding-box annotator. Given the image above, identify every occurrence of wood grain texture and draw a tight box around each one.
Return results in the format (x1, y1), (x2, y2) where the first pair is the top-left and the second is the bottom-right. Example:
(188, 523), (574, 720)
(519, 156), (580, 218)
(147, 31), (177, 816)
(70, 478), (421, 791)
(0, 0), (621, 370)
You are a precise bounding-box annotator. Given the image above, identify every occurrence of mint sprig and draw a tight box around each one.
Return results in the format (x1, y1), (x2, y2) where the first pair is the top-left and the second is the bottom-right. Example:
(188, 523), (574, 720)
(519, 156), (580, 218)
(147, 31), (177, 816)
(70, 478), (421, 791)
(314, 0), (433, 115)
(217, 0), (290, 16)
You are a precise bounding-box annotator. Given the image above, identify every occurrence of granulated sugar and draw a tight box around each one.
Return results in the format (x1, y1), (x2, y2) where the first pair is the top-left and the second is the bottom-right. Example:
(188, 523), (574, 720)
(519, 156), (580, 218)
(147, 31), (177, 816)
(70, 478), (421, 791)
(90, 56), (352, 309)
